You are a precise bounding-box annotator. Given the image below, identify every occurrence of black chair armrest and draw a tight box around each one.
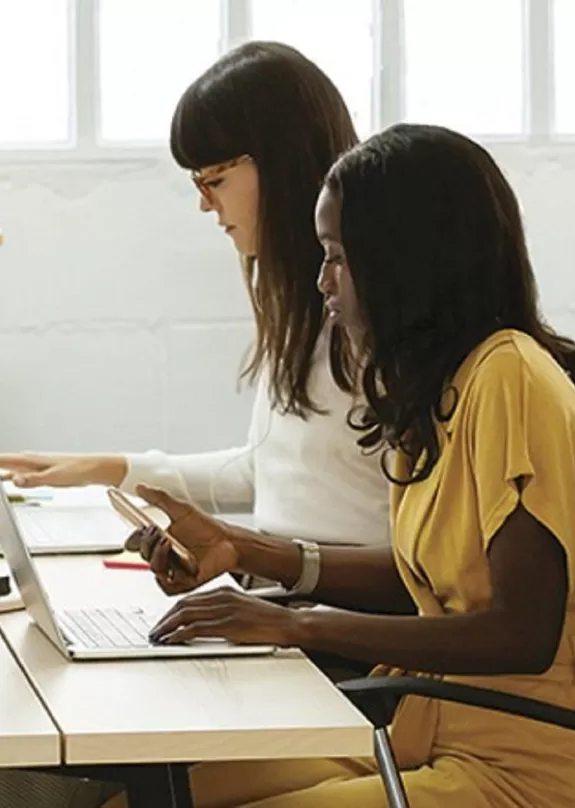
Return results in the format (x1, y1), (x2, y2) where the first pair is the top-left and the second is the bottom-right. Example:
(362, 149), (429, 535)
(339, 675), (575, 731)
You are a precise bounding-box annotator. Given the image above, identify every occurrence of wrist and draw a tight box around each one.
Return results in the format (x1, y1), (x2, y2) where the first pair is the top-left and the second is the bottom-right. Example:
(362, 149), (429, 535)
(289, 608), (317, 648)
(91, 455), (127, 487)
(226, 524), (269, 571)
(226, 525), (302, 589)
(289, 539), (321, 595)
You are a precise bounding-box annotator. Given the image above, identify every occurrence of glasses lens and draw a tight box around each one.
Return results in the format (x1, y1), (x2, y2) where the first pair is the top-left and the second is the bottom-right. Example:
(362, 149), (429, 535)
(193, 176), (210, 202)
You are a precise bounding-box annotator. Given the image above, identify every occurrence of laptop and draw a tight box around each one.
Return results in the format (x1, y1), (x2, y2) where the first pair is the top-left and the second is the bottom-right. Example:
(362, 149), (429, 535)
(5, 482), (254, 556)
(11, 505), (130, 555)
(0, 483), (275, 660)
(0, 484), (129, 554)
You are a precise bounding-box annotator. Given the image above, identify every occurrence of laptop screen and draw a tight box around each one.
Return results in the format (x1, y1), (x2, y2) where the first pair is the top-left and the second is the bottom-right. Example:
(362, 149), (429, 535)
(0, 483), (67, 651)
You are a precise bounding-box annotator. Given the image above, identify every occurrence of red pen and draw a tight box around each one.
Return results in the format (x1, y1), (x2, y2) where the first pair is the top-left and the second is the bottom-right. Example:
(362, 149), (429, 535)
(102, 558), (150, 571)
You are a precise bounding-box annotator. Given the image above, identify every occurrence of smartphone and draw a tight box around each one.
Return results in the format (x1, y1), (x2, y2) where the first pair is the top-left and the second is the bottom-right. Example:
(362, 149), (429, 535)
(107, 487), (192, 564)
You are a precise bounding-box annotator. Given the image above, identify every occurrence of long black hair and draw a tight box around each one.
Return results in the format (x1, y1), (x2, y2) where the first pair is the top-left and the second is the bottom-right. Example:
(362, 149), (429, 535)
(326, 123), (575, 483)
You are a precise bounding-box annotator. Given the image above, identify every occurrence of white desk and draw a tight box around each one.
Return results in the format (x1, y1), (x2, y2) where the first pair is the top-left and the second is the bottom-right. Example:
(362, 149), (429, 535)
(0, 633), (59, 767)
(0, 555), (372, 767)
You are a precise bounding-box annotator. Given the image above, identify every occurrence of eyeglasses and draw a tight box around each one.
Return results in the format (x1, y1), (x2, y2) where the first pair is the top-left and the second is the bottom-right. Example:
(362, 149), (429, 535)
(191, 154), (251, 202)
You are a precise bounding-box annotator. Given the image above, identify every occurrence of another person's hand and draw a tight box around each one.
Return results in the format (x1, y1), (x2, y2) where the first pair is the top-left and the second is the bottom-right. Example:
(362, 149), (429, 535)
(0, 452), (127, 488)
(128, 485), (240, 595)
(149, 587), (301, 647)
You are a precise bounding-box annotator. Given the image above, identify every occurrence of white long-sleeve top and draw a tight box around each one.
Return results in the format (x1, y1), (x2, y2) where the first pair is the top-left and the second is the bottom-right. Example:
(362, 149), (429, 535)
(121, 330), (390, 545)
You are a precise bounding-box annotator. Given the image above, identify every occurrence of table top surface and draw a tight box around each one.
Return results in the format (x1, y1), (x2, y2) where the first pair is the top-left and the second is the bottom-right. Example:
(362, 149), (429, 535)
(0, 630), (59, 767)
(0, 552), (373, 766)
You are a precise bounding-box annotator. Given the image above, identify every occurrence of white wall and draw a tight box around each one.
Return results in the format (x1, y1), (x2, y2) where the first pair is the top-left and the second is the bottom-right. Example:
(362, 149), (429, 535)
(0, 157), (255, 453)
(0, 144), (574, 454)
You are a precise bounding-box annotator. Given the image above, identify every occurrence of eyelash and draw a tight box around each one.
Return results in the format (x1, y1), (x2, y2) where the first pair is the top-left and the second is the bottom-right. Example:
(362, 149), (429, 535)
(323, 255), (343, 267)
(205, 178), (223, 189)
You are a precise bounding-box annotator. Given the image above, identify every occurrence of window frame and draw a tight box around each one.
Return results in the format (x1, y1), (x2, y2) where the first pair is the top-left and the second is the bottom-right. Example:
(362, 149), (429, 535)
(0, 0), (570, 164)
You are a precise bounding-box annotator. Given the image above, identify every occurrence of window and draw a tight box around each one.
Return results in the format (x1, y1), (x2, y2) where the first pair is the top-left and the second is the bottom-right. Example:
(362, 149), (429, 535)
(98, 0), (220, 143)
(553, 0), (575, 134)
(251, 0), (374, 137)
(0, 1), (573, 154)
(403, 0), (525, 136)
(0, 0), (70, 145)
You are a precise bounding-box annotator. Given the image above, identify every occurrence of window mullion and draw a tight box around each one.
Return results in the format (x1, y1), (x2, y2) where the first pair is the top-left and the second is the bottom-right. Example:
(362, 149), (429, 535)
(73, 0), (99, 147)
(221, 0), (251, 52)
(526, 0), (553, 142)
(374, 0), (404, 129)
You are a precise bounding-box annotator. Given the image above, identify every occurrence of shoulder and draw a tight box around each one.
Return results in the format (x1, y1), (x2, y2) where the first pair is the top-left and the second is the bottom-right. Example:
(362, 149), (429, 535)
(450, 330), (575, 433)
(458, 330), (567, 397)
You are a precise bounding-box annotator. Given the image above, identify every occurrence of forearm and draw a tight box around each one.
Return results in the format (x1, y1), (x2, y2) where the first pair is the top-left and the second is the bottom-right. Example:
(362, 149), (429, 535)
(230, 527), (414, 614)
(129, 381), (260, 510)
(295, 606), (547, 674)
(84, 454), (127, 487)
(121, 448), (254, 511)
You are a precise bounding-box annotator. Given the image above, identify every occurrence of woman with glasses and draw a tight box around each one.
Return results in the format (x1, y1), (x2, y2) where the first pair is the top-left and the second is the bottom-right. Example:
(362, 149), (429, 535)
(0, 42), (390, 555)
(0, 42), (394, 808)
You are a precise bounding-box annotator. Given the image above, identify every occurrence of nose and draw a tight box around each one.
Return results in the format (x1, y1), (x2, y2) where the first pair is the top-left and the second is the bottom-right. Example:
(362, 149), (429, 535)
(317, 261), (333, 295)
(199, 194), (212, 213)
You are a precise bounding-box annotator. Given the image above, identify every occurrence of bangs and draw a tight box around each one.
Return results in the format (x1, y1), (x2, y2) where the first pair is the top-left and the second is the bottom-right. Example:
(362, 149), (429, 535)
(170, 81), (248, 172)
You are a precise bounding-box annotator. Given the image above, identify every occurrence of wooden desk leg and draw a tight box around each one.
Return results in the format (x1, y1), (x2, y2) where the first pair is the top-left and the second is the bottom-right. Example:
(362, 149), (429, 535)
(126, 763), (193, 808)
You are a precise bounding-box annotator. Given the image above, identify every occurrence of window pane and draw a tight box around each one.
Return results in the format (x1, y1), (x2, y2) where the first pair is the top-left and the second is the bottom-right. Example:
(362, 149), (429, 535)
(0, 0), (69, 145)
(404, 0), (524, 135)
(251, 0), (373, 137)
(554, 0), (575, 133)
(99, 0), (220, 142)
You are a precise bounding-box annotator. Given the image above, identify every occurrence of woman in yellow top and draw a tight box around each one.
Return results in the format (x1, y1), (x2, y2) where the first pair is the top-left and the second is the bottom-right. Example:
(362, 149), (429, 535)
(109, 124), (575, 808)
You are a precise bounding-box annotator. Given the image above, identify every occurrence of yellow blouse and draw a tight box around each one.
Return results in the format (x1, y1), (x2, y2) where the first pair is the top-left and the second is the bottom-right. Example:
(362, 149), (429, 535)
(387, 329), (575, 803)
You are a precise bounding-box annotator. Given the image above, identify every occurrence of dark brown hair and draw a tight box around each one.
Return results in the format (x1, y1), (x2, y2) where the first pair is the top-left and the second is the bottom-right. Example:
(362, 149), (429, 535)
(171, 41), (358, 416)
(326, 124), (575, 483)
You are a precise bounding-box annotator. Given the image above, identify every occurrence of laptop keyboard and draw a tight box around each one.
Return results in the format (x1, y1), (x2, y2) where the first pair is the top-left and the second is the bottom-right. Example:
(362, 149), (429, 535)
(15, 508), (128, 550)
(57, 606), (157, 649)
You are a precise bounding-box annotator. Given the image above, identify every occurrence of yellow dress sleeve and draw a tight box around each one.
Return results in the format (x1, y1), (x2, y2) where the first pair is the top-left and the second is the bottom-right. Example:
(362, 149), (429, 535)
(465, 344), (575, 565)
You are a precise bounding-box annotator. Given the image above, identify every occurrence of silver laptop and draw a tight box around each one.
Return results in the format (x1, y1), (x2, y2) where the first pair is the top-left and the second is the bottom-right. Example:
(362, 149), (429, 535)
(7, 488), (253, 556)
(11, 504), (129, 554)
(0, 484), (275, 660)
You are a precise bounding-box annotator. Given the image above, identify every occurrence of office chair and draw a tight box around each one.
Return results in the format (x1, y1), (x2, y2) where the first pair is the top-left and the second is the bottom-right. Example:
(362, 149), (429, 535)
(339, 674), (575, 808)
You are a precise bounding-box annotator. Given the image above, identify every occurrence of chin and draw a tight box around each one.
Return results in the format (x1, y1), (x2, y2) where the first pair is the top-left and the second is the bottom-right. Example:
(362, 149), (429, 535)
(230, 232), (257, 258)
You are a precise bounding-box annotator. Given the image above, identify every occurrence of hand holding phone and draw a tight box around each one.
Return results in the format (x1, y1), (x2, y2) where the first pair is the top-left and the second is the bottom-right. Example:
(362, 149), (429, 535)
(108, 485), (242, 596)
(107, 487), (193, 566)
